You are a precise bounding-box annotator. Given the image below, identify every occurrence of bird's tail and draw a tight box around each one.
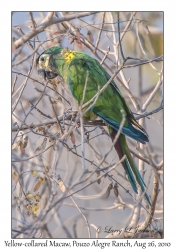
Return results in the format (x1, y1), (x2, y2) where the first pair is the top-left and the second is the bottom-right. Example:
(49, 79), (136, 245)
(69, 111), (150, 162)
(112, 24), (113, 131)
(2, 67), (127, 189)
(110, 129), (151, 206)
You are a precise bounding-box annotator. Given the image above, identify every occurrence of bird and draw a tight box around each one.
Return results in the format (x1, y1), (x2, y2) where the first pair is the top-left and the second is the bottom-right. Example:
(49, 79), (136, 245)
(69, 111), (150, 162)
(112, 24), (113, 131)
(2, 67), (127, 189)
(36, 46), (151, 205)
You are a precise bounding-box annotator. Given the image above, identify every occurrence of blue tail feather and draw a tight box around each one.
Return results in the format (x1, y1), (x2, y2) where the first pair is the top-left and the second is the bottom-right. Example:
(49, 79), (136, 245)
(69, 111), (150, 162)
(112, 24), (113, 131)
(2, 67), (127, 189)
(94, 114), (148, 144)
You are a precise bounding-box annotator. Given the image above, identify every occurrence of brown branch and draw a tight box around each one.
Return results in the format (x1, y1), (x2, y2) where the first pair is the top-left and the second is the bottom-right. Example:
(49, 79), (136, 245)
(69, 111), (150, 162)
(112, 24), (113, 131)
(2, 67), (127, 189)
(47, 156), (126, 214)
(29, 101), (53, 119)
(12, 101), (163, 133)
(95, 12), (106, 52)
(117, 12), (125, 61)
(14, 12), (99, 49)
(100, 46), (110, 65)
(12, 143), (54, 163)
(49, 97), (63, 135)
(11, 116), (105, 132)
(12, 67), (32, 112)
(12, 71), (71, 106)
(135, 103), (163, 119)
(133, 175), (160, 237)
(123, 56), (163, 69)
(116, 12), (137, 46)
(12, 75), (18, 94)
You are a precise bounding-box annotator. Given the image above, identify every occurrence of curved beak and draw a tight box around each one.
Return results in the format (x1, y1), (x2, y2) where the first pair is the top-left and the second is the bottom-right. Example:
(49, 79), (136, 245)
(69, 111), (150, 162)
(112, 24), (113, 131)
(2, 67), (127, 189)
(37, 69), (58, 80)
(45, 71), (58, 79)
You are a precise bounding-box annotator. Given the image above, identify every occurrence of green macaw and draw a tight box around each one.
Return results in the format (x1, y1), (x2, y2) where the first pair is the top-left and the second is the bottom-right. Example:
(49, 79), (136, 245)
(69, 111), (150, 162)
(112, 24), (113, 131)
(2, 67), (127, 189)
(36, 46), (151, 205)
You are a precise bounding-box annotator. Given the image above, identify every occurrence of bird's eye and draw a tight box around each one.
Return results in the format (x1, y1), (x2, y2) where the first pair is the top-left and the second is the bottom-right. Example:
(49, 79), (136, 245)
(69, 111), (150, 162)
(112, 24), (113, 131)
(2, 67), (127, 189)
(41, 57), (44, 61)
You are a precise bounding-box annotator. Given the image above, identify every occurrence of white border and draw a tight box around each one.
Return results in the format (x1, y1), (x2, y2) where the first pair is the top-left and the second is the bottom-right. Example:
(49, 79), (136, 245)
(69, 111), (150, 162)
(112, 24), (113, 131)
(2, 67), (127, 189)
(0, 0), (174, 248)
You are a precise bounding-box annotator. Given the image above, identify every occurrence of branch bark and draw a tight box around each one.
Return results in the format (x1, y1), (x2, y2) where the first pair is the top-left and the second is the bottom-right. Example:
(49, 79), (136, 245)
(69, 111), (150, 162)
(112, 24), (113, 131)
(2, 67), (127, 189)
(14, 12), (100, 49)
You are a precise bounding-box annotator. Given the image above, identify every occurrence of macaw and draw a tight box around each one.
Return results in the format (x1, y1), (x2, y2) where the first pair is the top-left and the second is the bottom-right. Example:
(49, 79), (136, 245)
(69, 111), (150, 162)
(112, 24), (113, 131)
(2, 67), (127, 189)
(36, 46), (151, 205)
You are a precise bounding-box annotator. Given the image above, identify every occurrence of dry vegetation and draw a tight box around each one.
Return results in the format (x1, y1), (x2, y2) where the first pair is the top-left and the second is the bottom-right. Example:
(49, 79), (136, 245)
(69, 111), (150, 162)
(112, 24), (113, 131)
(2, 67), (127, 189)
(12, 11), (163, 238)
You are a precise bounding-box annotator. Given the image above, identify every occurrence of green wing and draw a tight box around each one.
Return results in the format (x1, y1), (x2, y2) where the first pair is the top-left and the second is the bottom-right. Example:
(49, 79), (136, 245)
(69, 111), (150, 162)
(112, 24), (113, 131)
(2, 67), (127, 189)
(68, 56), (127, 122)
(67, 55), (148, 143)
(103, 68), (145, 133)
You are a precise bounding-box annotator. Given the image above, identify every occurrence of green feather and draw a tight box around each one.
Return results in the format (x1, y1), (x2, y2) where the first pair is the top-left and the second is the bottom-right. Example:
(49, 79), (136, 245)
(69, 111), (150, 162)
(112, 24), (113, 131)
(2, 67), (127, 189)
(36, 47), (151, 205)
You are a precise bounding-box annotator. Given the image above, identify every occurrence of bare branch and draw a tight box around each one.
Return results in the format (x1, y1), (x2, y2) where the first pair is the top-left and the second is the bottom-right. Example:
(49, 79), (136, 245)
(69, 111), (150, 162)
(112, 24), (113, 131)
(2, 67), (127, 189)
(14, 12), (100, 49)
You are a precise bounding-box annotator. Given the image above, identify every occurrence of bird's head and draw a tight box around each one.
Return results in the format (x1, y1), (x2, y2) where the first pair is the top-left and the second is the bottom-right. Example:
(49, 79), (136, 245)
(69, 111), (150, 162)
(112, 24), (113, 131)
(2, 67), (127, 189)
(36, 46), (63, 80)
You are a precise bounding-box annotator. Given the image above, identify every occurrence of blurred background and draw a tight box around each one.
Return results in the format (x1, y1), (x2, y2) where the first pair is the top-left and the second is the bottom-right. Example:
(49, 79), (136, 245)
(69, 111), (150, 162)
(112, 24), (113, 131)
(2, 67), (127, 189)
(12, 12), (163, 238)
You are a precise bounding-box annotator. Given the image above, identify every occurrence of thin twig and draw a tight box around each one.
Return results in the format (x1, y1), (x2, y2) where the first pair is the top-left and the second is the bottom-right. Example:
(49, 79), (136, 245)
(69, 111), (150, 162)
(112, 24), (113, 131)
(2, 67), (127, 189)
(95, 12), (106, 52)
(12, 75), (18, 95)
(142, 72), (163, 111)
(117, 12), (125, 61)
(12, 67), (32, 112)
(100, 46), (110, 65)
(12, 40), (45, 67)
(14, 12), (100, 49)
(69, 196), (91, 238)
(49, 97), (63, 135)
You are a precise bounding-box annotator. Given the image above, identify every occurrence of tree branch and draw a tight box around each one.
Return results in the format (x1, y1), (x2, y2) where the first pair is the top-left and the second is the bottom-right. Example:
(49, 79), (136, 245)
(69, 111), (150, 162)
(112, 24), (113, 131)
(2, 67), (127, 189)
(14, 12), (100, 49)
